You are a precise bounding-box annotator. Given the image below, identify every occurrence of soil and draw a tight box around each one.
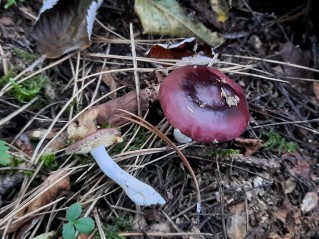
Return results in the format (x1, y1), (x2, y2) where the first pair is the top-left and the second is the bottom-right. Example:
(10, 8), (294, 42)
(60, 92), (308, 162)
(0, 0), (319, 238)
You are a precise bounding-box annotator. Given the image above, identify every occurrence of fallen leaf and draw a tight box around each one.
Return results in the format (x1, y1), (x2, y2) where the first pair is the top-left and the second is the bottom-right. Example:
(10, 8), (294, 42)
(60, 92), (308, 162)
(146, 38), (216, 66)
(145, 37), (197, 60)
(227, 202), (247, 239)
(301, 192), (318, 213)
(68, 107), (99, 141)
(96, 90), (150, 127)
(210, 0), (229, 22)
(0, 171), (70, 234)
(31, 0), (102, 58)
(134, 0), (224, 47)
(68, 89), (156, 140)
(234, 137), (263, 156)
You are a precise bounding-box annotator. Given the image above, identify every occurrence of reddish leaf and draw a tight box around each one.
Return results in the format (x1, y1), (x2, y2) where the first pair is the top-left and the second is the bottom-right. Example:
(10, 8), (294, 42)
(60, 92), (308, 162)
(146, 37), (196, 59)
(146, 37), (214, 61)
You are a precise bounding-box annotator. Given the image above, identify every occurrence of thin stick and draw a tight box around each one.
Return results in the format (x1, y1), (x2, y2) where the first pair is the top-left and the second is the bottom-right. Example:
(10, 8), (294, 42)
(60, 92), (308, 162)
(0, 97), (38, 127)
(130, 24), (141, 116)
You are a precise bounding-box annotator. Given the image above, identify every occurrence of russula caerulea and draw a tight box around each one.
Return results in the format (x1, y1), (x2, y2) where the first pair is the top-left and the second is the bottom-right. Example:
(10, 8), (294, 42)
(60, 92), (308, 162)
(65, 128), (165, 206)
(159, 65), (250, 143)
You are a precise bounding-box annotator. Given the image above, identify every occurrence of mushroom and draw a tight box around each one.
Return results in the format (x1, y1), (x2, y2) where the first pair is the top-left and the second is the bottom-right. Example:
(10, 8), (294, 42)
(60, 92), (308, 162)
(65, 128), (165, 206)
(159, 65), (250, 143)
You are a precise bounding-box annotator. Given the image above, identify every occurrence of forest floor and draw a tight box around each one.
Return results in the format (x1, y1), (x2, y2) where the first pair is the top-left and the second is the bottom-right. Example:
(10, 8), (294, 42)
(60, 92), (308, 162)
(0, 0), (319, 238)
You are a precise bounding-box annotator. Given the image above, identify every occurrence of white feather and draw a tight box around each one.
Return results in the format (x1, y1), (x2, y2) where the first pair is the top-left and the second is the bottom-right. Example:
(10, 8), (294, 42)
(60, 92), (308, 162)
(39, 0), (59, 14)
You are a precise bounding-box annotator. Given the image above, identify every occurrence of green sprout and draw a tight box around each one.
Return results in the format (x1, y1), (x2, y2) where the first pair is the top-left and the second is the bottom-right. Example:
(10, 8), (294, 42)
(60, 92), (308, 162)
(261, 131), (299, 154)
(3, 0), (24, 9)
(9, 76), (47, 102)
(213, 148), (240, 158)
(12, 48), (38, 62)
(0, 140), (11, 166)
(63, 203), (95, 239)
(0, 72), (48, 102)
(99, 216), (132, 239)
(40, 153), (58, 170)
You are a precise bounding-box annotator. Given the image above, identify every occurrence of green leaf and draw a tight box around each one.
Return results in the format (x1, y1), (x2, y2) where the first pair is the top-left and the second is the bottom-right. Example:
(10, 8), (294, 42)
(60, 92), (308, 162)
(134, 0), (224, 47)
(0, 140), (11, 166)
(66, 203), (82, 222)
(74, 217), (95, 234)
(62, 223), (76, 239)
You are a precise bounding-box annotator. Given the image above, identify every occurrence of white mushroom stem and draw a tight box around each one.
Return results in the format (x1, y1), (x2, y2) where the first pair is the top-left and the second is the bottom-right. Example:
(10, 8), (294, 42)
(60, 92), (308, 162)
(65, 128), (165, 206)
(90, 145), (166, 206)
(173, 128), (192, 143)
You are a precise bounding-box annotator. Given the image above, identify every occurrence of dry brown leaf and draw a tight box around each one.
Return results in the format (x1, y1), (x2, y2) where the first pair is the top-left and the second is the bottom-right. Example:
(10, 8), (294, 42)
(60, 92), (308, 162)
(68, 89), (156, 140)
(1, 171), (70, 234)
(96, 91), (149, 127)
(68, 107), (99, 141)
(234, 137), (263, 156)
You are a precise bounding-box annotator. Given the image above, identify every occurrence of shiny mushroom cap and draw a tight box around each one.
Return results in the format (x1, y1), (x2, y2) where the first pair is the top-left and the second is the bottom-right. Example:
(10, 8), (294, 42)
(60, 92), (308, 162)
(159, 65), (250, 143)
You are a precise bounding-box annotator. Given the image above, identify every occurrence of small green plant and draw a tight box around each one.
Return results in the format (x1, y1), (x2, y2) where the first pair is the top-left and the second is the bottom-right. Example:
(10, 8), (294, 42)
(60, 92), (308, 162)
(261, 131), (299, 154)
(99, 216), (132, 239)
(63, 203), (95, 239)
(0, 140), (11, 166)
(12, 48), (38, 62)
(0, 72), (47, 102)
(213, 148), (240, 158)
(3, 0), (24, 9)
(0, 71), (14, 87)
(40, 153), (58, 170)
(10, 76), (47, 102)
